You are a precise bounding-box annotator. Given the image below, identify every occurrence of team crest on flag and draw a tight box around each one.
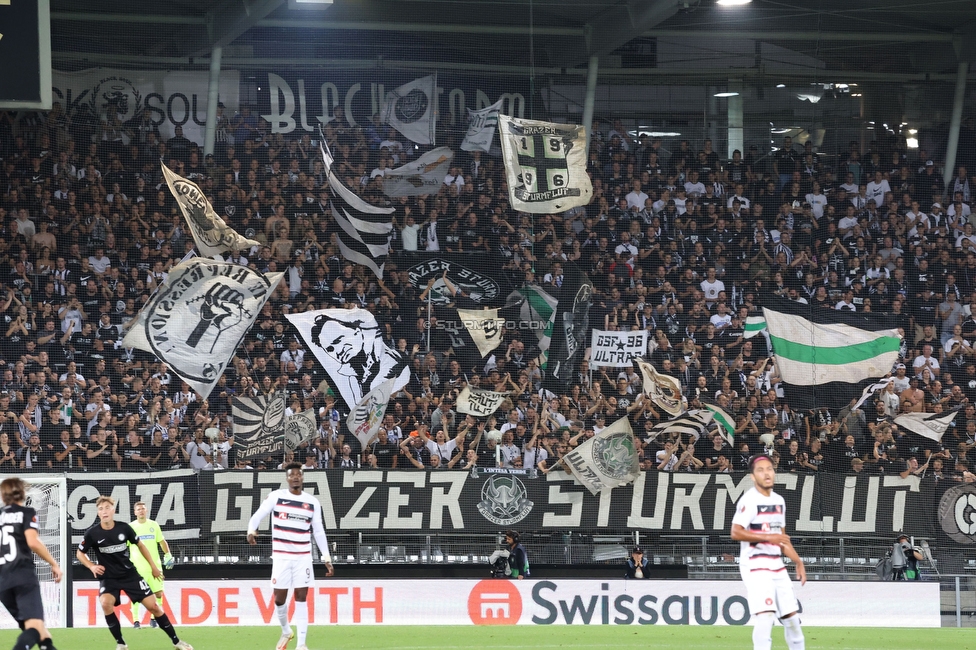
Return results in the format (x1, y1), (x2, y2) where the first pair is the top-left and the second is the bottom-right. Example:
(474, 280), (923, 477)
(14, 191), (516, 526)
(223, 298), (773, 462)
(161, 163), (260, 258)
(122, 259), (282, 400)
(461, 99), (504, 152)
(498, 115), (592, 213)
(381, 74), (437, 145)
(561, 416), (639, 495)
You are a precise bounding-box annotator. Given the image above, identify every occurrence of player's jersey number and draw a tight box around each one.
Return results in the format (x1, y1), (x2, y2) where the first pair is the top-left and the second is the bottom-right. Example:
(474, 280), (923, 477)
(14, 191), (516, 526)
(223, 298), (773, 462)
(0, 525), (18, 564)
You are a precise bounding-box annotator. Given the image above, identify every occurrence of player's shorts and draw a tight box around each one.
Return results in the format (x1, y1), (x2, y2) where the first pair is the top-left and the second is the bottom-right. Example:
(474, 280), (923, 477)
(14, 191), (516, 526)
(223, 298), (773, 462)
(134, 564), (165, 594)
(270, 556), (314, 590)
(0, 580), (44, 622)
(100, 575), (154, 605)
(740, 565), (799, 618)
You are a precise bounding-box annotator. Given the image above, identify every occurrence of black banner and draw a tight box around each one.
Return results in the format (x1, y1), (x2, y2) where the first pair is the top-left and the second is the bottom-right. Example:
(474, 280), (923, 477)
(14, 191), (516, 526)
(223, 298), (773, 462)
(196, 470), (938, 539)
(396, 251), (517, 308)
(544, 262), (592, 393)
(65, 470), (201, 544)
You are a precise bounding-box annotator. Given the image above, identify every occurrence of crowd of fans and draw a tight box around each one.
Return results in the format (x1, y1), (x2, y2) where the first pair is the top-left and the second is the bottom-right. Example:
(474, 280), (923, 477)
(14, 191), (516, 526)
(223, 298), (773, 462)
(1, 104), (976, 485)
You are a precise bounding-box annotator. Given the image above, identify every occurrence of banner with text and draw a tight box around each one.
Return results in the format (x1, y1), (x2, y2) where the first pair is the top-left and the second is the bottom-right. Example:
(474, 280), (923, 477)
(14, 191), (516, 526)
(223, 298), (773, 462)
(590, 330), (648, 368)
(71, 579), (939, 627)
(196, 470), (937, 538)
(53, 68), (240, 143)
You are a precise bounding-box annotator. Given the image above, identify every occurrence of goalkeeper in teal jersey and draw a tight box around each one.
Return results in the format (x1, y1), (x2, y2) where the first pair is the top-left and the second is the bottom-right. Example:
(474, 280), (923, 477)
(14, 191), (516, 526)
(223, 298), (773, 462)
(129, 501), (174, 628)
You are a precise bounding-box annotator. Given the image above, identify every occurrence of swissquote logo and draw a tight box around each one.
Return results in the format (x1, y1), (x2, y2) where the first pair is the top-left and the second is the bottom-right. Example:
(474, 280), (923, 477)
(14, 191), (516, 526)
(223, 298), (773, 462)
(476, 474), (532, 526)
(467, 580), (521, 625)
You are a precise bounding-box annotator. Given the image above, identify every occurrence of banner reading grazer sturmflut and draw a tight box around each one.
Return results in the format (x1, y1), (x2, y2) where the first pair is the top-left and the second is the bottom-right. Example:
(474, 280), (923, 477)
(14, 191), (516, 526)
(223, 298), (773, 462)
(590, 329), (648, 367)
(498, 115), (592, 213)
(122, 259), (282, 400)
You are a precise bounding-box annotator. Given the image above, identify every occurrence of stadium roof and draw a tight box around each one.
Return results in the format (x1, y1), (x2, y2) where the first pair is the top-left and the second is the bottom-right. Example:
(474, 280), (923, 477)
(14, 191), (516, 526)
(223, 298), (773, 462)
(50, 0), (976, 80)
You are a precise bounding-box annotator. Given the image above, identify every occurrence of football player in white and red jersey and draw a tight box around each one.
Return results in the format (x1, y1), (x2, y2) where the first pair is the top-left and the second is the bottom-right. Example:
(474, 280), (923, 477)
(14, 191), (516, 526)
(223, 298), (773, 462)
(247, 462), (333, 650)
(731, 455), (807, 650)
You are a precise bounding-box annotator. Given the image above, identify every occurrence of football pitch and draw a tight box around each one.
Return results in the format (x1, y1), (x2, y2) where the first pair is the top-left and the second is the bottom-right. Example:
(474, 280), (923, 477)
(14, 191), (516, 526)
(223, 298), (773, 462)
(0, 625), (968, 649)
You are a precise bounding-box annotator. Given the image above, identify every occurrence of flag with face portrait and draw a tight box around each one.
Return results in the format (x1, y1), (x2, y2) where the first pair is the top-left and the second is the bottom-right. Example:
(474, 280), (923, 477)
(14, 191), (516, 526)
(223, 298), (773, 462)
(122, 258), (282, 400)
(461, 99), (504, 152)
(381, 74), (437, 145)
(286, 308), (411, 411)
(161, 163), (260, 258)
(498, 115), (593, 214)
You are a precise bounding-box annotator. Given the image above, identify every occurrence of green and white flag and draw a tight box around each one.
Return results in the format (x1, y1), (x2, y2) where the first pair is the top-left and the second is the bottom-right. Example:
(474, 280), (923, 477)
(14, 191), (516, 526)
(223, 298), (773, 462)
(761, 297), (901, 410)
(743, 315), (767, 339)
(461, 99), (503, 153)
(518, 284), (558, 366)
(561, 415), (639, 495)
(704, 403), (735, 446)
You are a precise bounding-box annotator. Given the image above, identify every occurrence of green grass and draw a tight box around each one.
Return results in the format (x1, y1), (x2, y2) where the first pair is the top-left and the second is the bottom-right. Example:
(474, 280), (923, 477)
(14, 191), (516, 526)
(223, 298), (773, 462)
(0, 625), (969, 649)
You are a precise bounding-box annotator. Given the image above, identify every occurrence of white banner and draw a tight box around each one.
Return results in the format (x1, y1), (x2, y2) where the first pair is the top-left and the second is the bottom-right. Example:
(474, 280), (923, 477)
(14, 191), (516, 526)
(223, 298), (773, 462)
(71, 579), (940, 627)
(461, 99), (504, 152)
(286, 308), (411, 411)
(456, 386), (509, 417)
(382, 147), (454, 197)
(122, 260), (282, 400)
(590, 330), (648, 367)
(162, 164), (260, 258)
(562, 416), (640, 495)
(53, 68), (240, 143)
(456, 307), (505, 357)
(381, 74), (437, 145)
(498, 115), (593, 214)
(346, 377), (396, 449)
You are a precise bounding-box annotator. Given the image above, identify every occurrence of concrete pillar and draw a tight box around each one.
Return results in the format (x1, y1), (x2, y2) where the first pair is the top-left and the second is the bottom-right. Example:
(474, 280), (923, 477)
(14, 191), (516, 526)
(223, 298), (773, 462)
(203, 45), (223, 157)
(582, 55), (599, 153)
(943, 61), (969, 194)
(727, 79), (744, 159)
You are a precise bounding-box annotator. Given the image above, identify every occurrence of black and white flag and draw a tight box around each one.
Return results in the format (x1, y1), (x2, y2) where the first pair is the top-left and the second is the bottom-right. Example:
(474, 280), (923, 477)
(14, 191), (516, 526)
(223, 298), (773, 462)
(461, 99), (503, 153)
(498, 115), (593, 214)
(381, 74), (437, 145)
(284, 409), (318, 451)
(635, 358), (685, 417)
(286, 308), (411, 411)
(382, 147), (454, 198)
(232, 394), (287, 459)
(162, 163), (260, 258)
(122, 259), (282, 400)
(852, 377), (896, 412)
(456, 307), (505, 357)
(456, 386), (509, 417)
(562, 416), (640, 496)
(347, 377), (396, 449)
(643, 410), (714, 444)
(321, 140), (395, 279)
(894, 410), (959, 443)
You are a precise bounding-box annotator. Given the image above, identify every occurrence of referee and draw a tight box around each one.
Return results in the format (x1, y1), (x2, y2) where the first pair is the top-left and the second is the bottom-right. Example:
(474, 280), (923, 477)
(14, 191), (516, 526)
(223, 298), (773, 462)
(76, 495), (192, 650)
(0, 477), (61, 650)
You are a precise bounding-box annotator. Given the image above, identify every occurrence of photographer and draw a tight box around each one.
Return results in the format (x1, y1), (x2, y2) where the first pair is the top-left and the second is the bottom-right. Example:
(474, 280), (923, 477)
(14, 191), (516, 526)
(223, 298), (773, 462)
(505, 530), (529, 580)
(890, 534), (924, 581)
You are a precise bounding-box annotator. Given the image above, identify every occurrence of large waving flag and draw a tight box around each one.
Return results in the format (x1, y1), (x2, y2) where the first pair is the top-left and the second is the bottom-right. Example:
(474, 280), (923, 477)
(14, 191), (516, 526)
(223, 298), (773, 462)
(122, 259), (282, 400)
(320, 139), (395, 279)
(461, 99), (503, 152)
(561, 415), (639, 495)
(704, 403), (735, 446)
(894, 409), (959, 443)
(635, 358), (684, 417)
(643, 410), (714, 444)
(162, 163), (260, 258)
(762, 297), (901, 410)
